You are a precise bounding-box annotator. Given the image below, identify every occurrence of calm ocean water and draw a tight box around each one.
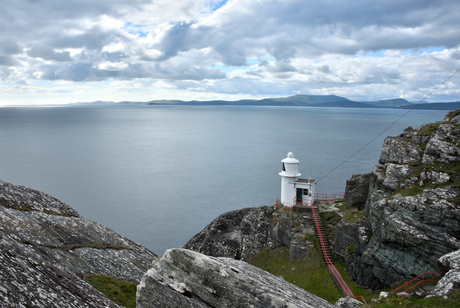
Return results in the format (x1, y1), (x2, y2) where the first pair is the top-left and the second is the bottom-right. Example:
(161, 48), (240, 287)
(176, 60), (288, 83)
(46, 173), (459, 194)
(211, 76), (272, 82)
(0, 105), (447, 255)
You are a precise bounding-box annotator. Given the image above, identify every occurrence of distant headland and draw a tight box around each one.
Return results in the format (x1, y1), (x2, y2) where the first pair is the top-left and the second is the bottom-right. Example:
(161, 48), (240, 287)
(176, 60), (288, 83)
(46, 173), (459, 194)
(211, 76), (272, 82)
(75, 94), (460, 110)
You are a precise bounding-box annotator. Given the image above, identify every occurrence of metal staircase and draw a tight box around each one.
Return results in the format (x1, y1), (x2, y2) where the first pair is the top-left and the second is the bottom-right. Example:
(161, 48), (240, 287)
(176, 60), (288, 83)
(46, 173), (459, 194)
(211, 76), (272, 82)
(310, 202), (365, 303)
(311, 203), (333, 263)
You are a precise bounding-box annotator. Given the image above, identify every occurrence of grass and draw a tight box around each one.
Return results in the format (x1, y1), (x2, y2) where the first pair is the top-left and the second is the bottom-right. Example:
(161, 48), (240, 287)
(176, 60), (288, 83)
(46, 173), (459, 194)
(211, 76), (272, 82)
(364, 291), (460, 308)
(247, 238), (457, 307)
(84, 274), (137, 308)
(248, 235), (381, 304)
(342, 208), (365, 224)
(248, 244), (343, 303)
(337, 201), (365, 224)
(334, 261), (380, 303)
(389, 160), (460, 200)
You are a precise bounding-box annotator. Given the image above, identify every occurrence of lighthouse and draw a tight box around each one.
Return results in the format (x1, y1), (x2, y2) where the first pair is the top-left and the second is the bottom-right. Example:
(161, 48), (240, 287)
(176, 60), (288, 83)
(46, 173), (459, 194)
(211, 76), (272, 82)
(279, 152), (315, 207)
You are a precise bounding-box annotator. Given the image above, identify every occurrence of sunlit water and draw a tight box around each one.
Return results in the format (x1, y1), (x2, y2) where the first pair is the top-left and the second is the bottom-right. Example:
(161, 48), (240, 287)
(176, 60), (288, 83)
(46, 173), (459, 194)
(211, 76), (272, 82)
(0, 105), (447, 255)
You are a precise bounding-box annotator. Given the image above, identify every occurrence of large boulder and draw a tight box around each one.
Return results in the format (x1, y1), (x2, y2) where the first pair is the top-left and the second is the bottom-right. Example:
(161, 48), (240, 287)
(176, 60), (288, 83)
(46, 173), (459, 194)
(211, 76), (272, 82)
(0, 180), (158, 306)
(136, 248), (336, 308)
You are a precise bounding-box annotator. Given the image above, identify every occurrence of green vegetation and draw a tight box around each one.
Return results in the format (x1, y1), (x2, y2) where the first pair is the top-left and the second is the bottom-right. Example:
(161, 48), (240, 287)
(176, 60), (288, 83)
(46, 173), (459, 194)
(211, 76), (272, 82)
(387, 118), (460, 200)
(248, 237), (380, 304)
(346, 245), (355, 254)
(337, 201), (365, 224)
(319, 211), (342, 243)
(417, 123), (442, 138)
(363, 291), (460, 308)
(342, 208), (365, 223)
(249, 205), (458, 306)
(248, 244), (344, 303)
(333, 262), (381, 303)
(390, 160), (460, 200)
(84, 274), (137, 308)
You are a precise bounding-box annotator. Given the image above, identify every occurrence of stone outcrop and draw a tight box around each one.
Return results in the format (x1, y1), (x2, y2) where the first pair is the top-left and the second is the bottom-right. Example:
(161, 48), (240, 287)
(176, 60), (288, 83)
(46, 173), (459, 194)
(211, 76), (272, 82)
(0, 180), (158, 306)
(136, 248), (336, 308)
(431, 249), (460, 296)
(184, 205), (316, 261)
(335, 297), (364, 308)
(344, 173), (372, 210)
(336, 109), (460, 289)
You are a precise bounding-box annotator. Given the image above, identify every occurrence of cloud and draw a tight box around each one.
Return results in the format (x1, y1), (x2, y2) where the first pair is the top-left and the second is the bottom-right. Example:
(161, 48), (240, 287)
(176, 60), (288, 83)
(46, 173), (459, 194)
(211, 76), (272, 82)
(1, 0), (460, 105)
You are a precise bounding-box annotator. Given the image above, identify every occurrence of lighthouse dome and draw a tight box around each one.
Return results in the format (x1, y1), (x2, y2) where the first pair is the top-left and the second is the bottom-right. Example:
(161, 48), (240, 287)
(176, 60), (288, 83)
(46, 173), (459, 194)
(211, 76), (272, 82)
(282, 152), (299, 164)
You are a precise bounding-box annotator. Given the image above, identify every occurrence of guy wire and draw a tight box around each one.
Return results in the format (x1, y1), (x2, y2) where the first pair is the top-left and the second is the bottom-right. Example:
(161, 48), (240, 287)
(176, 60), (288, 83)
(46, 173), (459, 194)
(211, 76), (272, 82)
(316, 67), (460, 184)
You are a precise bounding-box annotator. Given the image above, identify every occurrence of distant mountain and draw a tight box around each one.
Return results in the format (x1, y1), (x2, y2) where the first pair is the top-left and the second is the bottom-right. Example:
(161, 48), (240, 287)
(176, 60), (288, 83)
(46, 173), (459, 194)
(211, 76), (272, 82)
(77, 95), (460, 110)
(72, 100), (116, 105)
(146, 95), (353, 106)
(398, 102), (460, 110)
(361, 98), (412, 108)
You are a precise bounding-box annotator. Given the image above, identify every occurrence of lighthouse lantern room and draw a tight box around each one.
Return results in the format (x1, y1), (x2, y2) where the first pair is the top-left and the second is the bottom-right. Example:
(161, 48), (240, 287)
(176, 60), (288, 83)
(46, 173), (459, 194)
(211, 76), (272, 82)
(279, 152), (315, 207)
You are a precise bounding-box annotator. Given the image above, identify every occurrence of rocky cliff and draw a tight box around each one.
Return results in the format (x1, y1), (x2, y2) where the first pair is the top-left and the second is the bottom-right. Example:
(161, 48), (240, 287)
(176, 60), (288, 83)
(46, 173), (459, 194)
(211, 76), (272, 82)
(0, 180), (158, 307)
(335, 109), (460, 289)
(184, 204), (317, 261)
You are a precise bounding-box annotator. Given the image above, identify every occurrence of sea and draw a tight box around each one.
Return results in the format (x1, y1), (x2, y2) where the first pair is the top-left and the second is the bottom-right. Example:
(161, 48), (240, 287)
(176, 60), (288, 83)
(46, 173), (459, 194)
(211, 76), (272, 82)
(0, 105), (448, 256)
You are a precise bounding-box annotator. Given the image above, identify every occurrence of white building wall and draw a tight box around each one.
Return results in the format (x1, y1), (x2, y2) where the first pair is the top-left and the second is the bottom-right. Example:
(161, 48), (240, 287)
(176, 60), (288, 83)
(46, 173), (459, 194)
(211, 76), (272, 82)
(279, 152), (300, 206)
(280, 177), (296, 206)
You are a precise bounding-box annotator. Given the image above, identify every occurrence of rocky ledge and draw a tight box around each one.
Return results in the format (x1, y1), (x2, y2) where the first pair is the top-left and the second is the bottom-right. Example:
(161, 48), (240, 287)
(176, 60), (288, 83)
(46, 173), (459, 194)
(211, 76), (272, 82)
(0, 180), (158, 307)
(335, 109), (460, 289)
(184, 204), (318, 261)
(136, 248), (336, 308)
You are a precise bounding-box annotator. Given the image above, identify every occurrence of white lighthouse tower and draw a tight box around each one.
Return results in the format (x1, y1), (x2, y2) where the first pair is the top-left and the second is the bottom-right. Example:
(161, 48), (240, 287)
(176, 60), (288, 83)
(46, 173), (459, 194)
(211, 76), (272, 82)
(279, 152), (315, 207)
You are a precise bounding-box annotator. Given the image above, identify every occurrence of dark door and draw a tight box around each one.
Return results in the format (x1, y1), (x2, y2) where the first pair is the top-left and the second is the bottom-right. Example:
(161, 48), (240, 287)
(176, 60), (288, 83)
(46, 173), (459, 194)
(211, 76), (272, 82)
(296, 188), (303, 204)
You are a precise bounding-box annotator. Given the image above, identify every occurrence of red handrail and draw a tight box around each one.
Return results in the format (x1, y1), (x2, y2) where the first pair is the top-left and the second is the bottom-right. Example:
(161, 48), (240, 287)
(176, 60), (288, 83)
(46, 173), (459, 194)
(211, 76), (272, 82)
(315, 192), (345, 202)
(276, 193), (345, 206)
(310, 202), (355, 298)
(391, 272), (441, 294)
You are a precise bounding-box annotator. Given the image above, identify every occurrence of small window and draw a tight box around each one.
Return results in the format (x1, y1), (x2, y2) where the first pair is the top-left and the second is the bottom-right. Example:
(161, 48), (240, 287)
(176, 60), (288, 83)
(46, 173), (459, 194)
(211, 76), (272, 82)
(282, 163), (286, 171)
(303, 189), (309, 195)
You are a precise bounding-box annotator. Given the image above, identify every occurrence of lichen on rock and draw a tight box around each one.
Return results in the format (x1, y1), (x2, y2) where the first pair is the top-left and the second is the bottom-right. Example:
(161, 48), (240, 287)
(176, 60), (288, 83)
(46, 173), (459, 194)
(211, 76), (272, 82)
(0, 180), (158, 306)
(136, 248), (336, 308)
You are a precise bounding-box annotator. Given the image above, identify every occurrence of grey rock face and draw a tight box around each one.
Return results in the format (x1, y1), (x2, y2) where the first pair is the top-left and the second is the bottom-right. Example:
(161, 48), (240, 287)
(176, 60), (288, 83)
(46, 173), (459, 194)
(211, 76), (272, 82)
(0, 229), (122, 308)
(335, 297), (364, 308)
(184, 205), (315, 261)
(438, 249), (460, 273)
(136, 248), (336, 308)
(344, 173), (372, 210)
(336, 109), (460, 289)
(0, 180), (158, 306)
(432, 249), (460, 296)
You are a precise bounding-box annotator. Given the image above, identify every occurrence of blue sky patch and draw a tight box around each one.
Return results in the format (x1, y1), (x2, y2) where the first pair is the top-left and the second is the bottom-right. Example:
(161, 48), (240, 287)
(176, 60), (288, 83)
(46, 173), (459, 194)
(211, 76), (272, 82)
(366, 51), (385, 57)
(210, 0), (228, 11)
(122, 22), (149, 37)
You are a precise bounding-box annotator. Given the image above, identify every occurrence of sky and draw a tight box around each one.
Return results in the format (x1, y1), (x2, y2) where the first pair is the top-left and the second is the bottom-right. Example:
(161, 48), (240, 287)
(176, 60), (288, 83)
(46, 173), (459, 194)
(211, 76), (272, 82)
(1, 0), (460, 106)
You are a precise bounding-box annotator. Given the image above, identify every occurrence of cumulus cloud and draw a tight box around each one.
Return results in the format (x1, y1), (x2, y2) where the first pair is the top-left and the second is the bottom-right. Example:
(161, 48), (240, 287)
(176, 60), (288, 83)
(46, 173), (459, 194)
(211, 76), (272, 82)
(1, 0), (460, 105)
